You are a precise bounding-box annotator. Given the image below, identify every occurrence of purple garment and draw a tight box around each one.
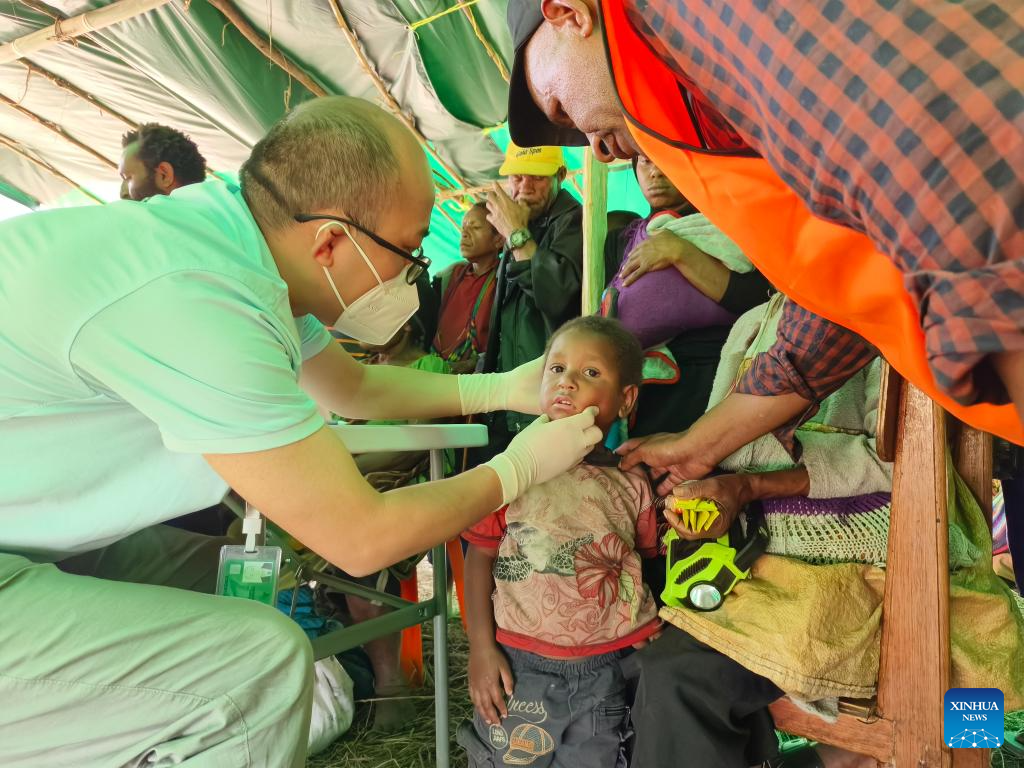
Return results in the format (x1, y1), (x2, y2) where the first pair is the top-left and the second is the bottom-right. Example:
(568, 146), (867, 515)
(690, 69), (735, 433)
(761, 492), (891, 519)
(609, 214), (737, 349)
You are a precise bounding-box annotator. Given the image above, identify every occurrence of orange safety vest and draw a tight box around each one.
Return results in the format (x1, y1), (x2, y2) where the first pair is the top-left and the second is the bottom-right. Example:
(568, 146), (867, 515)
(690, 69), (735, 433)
(600, 0), (1022, 445)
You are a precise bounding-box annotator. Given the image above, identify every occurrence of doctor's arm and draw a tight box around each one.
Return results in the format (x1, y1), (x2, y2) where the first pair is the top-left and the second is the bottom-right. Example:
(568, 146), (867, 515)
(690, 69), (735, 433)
(300, 339), (544, 421)
(206, 403), (601, 576)
(206, 426), (501, 576)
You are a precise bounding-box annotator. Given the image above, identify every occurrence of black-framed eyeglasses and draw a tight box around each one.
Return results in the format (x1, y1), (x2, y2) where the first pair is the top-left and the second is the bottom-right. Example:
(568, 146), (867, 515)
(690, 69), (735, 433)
(295, 213), (430, 285)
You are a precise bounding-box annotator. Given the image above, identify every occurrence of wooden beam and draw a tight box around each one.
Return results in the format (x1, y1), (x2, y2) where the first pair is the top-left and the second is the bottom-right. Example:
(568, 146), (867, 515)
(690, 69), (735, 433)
(326, 0), (467, 189)
(0, 92), (117, 169)
(18, 61), (227, 181)
(433, 201), (462, 234)
(580, 148), (607, 315)
(13, 1), (251, 156)
(768, 699), (894, 765)
(0, 133), (103, 203)
(0, 0), (173, 65)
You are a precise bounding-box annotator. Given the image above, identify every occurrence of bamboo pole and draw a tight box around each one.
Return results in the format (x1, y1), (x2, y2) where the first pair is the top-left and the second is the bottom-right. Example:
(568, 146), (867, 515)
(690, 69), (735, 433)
(13, 0), (62, 24)
(0, 133), (104, 203)
(434, 201), (462, 234)
(437, 181), (498, 202)
(204, 0), (328, 98)
(580, 148), (608, 315)
(20, 61), (139, 129)
(14, 0), (252, 155)
(326, 0), (466, 189)
(0, 0), (173, 65)
(18, 61), (225, 180)
(459, 5), (509, 83)
(435, 162), (631, 202)
(0, 92), (118, 169)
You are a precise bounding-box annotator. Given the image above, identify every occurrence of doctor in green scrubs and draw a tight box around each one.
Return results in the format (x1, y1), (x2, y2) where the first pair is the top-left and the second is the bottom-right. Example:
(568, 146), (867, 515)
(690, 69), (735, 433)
(0, 96), (600, 767)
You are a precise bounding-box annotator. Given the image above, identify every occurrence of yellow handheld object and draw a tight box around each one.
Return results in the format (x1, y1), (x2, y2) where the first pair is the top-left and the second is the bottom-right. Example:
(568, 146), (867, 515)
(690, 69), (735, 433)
(670, 498), (721, 533)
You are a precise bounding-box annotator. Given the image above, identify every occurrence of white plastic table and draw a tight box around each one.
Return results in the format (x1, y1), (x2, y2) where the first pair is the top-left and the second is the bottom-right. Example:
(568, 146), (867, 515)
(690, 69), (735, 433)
(307, 423), (488, 768)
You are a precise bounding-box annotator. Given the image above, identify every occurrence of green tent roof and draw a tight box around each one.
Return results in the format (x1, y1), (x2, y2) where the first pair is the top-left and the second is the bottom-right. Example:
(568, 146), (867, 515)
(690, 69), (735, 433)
(0, 0), (647, 269)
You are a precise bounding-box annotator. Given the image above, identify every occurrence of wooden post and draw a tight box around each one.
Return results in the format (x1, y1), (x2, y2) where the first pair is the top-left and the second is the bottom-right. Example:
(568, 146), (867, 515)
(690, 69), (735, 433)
(580, 148), (608, 315)
(0, 0), (173, 65)
(877, 380), (957, 766)
(950, 420), (994, 524)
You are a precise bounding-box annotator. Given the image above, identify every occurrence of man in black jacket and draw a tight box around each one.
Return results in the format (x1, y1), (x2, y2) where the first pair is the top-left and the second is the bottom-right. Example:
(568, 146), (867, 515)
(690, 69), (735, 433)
(479, 142), (584, 457)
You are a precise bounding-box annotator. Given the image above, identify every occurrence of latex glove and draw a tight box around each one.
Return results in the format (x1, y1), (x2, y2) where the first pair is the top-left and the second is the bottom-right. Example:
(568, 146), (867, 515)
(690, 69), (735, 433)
(457, 357), (544, 416)
(485, 407), (602, 505)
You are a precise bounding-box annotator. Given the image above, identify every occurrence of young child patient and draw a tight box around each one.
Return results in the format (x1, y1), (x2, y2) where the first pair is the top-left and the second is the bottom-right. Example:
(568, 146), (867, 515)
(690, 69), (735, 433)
(457, 316), (660, 768)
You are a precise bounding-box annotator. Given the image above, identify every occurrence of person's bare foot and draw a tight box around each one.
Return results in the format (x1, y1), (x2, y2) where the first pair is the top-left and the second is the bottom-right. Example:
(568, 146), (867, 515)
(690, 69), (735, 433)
(370, 682), (417, 732)
(817, 744), (877, 768)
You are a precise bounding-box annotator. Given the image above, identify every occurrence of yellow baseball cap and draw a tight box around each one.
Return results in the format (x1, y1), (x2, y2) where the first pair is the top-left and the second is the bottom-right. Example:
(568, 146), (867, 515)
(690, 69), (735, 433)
(498, 142), (566, 177)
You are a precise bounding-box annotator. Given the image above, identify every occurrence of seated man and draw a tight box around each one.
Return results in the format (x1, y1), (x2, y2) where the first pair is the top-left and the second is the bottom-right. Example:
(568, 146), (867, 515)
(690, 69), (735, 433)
(432, 202), (503, 374)
(119, 123), (206, 201)
(477, 142), (584, 461)
(631, 298), (1024, 768)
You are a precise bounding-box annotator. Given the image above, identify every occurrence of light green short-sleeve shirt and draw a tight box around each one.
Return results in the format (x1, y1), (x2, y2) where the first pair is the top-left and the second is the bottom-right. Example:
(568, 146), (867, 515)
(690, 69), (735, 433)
(0, 181), (331, 561)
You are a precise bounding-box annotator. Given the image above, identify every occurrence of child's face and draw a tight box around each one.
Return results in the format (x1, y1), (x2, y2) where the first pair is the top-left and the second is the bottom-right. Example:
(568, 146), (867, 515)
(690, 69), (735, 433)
(541, 330), (638, 435)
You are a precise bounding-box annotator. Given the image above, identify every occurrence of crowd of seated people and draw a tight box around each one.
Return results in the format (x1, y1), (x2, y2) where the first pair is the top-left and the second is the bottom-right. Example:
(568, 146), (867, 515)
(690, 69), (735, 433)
(403, 149), (1022, 767)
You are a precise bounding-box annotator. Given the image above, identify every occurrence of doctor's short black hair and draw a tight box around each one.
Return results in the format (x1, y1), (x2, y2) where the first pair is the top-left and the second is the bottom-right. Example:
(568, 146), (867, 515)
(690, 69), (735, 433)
(240, 96), (399, 232)
(545, 316), (643, 387)
(122, 123), (206, 185)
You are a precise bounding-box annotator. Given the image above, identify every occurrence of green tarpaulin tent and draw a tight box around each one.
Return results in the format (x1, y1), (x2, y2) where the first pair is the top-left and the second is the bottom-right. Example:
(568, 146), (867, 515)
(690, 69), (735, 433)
(0, 0), (649, 271)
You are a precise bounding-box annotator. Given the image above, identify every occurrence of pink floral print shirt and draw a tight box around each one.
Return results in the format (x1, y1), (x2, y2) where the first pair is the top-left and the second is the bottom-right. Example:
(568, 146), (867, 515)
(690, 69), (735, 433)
(464, 463), (661, 658)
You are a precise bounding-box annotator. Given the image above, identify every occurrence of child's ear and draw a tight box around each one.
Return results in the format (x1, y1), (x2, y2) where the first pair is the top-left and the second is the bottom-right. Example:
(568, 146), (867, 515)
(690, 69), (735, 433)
(618, 384), (639, 419)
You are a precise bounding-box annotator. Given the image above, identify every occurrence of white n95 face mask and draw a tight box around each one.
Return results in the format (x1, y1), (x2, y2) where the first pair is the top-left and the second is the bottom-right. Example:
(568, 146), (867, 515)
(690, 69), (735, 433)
(318, 221), (420, 345)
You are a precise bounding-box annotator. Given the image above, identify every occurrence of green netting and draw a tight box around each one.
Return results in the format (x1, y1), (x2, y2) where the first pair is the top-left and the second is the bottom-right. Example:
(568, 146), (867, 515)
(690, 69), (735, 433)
(390, 0), (511, 128)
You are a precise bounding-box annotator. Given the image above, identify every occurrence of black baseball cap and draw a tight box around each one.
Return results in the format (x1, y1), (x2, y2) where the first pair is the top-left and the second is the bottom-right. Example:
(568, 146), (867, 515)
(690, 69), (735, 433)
(506, 0), (588, 148)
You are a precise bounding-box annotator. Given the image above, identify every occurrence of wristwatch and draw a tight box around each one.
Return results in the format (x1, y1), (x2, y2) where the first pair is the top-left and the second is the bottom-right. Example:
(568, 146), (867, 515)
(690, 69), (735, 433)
(508, 228), (533, 250)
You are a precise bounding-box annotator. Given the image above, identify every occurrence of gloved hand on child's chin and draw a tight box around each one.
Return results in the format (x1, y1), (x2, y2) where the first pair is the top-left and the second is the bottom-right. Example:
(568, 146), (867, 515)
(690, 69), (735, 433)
(457, 357), (544, 416)
(484, 406), (602, 505)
